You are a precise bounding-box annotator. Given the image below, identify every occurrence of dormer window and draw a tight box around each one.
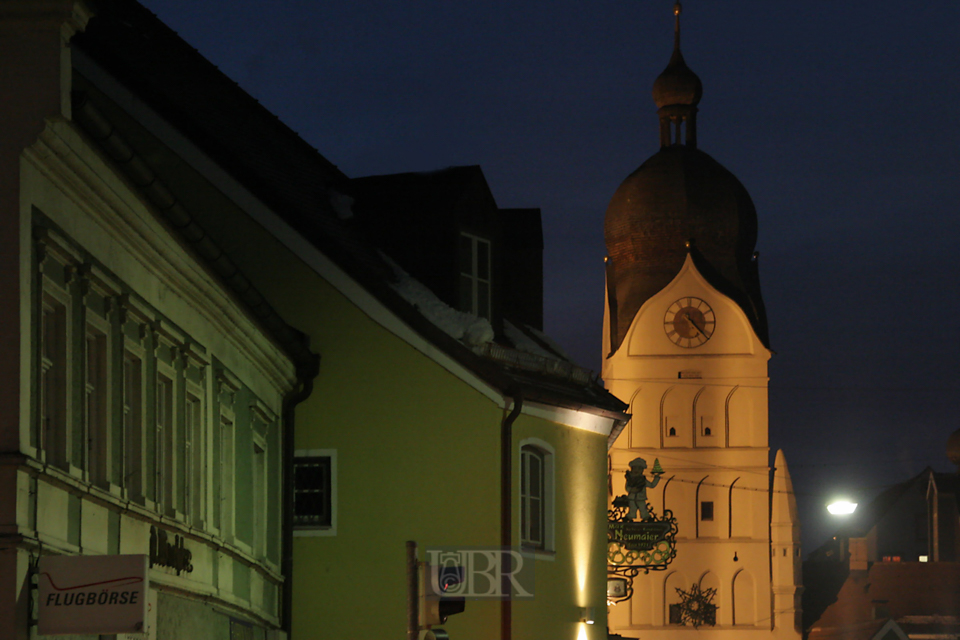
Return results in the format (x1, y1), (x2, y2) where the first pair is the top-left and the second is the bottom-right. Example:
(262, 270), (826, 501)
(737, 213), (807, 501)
(459, 233), (491, 319)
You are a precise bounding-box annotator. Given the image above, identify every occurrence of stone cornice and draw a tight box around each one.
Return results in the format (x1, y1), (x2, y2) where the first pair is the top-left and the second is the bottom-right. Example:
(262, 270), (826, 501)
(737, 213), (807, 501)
(24, 120), (297, 402)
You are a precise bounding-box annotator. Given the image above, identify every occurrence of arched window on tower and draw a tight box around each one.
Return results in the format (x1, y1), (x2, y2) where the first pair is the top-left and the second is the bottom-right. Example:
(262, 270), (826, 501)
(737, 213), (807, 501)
(732, 569), (756, 626)
(664, 571), (688, 625)
(693, 386), (721, 447)
(699, 572), (720, 626)
(661, 386), (692, 447)
(726, 386), (755, 448)
(728, 477), (740, 539)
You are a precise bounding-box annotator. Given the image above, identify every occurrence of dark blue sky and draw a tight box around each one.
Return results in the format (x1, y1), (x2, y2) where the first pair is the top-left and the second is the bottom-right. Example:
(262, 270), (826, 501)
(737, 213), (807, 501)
(138, 0), (960, 552)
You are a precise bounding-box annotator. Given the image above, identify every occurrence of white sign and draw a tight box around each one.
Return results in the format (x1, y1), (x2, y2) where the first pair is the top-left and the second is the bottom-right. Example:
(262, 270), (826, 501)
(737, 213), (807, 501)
(120, 588), (158, 640)
(38, 554), (149, 636)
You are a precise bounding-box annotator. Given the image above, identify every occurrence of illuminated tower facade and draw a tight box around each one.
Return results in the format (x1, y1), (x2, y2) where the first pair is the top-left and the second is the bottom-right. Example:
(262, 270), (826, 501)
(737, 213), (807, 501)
(602, 5), (801, 639)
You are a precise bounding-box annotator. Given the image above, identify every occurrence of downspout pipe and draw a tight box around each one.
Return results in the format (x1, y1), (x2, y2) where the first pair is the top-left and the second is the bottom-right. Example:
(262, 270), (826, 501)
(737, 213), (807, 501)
(282, 356), (320, 639)
(501, 392), (523, 640)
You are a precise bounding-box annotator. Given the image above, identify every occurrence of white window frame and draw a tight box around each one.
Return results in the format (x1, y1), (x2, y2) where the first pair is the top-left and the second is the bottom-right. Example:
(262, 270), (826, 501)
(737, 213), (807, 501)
(85, 314), (111, 489)
(252, 432), (268, 559)
(293, 448), (338, 537)
(122, 343), (145, 503)
(459, 232), (492, 319)
(519, 438), (555, 556)
(156, 361), (178, 517)
(218, 407), (236, 542)
(185, 381), (206, 529)
(40, 286), (71, 471)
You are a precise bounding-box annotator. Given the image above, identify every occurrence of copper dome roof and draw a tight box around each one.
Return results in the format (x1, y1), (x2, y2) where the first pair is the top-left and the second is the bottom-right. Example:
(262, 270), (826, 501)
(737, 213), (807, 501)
(652, 46), (702, 109)
(603, 146), (768, 354)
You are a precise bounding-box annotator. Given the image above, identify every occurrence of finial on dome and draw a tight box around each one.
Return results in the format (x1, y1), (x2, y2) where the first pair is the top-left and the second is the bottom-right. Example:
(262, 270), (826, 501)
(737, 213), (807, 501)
(674, 2), (682, 47)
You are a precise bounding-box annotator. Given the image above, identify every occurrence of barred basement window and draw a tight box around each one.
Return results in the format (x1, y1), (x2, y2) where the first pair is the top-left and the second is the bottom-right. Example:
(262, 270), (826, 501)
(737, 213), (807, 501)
(294, 456), (332, 528)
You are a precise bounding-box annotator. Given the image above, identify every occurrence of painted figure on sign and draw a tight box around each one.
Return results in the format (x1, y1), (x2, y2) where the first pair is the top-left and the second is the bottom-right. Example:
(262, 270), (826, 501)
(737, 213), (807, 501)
(625, 457), (662, 521)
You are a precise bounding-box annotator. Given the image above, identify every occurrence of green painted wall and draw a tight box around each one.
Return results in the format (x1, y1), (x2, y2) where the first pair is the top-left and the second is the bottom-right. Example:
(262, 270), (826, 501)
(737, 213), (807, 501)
(215, 207), (612, 639)
(193, 192), (611, 640)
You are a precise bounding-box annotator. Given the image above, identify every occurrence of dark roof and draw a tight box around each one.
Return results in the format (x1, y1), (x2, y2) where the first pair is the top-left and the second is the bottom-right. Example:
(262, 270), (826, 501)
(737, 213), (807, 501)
(500, 208), (544, 250)
(351, 166), (496, 220)
(809, 562), (960, 638)
(76, 0), (345, 202)
(71, 0), (628, 420)
(604, 144), (769, 354)
(805, 469), (960, 631)
(73, 0), (391, 287)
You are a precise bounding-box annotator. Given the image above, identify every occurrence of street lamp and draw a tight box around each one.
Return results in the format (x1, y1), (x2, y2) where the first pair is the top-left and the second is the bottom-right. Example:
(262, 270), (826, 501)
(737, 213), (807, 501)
(826, 500), (857, 515)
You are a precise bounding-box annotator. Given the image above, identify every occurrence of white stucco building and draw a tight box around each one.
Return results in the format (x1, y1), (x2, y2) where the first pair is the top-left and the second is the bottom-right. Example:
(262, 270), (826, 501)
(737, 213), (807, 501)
(0, 2), (315, 637)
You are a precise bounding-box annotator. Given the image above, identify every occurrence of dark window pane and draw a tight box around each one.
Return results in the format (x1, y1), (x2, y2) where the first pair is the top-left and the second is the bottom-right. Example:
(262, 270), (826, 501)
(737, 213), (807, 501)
(477, 240), (490, 279)
(294, 457), (331, 527)
(520, 497), (527, 538)
(529, 497), (542, 544)
(529, 455), (541, 495)
(460, 275), (474, 313)
(459, 235), (473, 274)
(669, 604), (683, 624)
(477, 281), (489, 319)
(521, 447), (546, 548)
(701, 501), (714, 521)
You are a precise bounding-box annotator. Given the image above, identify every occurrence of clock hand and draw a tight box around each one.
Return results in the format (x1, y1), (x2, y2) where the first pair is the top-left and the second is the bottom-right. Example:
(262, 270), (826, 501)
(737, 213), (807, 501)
(688, 315), (707, 335)
(676, 312), (697, 335)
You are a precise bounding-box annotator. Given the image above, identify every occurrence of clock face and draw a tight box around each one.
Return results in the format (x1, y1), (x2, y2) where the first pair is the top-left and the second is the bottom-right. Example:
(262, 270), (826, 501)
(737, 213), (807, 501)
(664, 297), (716, 348)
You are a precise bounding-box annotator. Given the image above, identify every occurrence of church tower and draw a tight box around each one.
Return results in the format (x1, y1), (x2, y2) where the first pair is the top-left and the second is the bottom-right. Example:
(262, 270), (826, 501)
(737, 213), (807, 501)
(603, 5), (801, 638)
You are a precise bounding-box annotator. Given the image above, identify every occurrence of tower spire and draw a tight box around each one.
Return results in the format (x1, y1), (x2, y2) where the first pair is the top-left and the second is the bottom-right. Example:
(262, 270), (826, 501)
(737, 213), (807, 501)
(652, 1), (702, 147)
(674, 2), (682, 52)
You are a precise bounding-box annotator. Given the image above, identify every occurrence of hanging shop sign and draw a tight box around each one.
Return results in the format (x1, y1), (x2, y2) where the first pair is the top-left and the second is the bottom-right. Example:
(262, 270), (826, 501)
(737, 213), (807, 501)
(607, 511), (677, 572)
(607, 457), (678, 602)
(609, 519), (673, 550)
(38, 554), (148, 636)
(149, 526), (193, 575)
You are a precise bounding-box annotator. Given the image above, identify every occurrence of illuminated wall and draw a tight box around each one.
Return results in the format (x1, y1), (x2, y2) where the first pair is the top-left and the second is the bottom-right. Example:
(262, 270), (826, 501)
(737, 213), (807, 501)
(603, 255), (801, 640)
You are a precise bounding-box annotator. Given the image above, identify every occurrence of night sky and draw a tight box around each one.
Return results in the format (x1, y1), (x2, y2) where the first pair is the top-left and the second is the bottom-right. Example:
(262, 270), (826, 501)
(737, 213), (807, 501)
(135, 0), (960, 553)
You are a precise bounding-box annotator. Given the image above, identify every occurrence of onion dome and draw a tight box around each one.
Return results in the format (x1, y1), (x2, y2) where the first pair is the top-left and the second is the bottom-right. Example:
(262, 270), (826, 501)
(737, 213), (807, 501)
(652, 4), (702, 110)
(603, 3), (768, 356)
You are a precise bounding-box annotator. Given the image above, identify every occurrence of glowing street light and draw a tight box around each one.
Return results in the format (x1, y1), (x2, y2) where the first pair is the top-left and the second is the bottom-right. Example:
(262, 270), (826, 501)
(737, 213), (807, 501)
(826, 500), (858, 515)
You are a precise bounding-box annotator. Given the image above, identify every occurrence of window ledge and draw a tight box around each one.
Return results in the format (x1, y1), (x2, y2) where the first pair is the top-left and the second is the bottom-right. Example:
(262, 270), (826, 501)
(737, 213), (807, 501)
(293, 526), (336, 537)
(20, 457), (283, 582)
(520, 547), (555, 562)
